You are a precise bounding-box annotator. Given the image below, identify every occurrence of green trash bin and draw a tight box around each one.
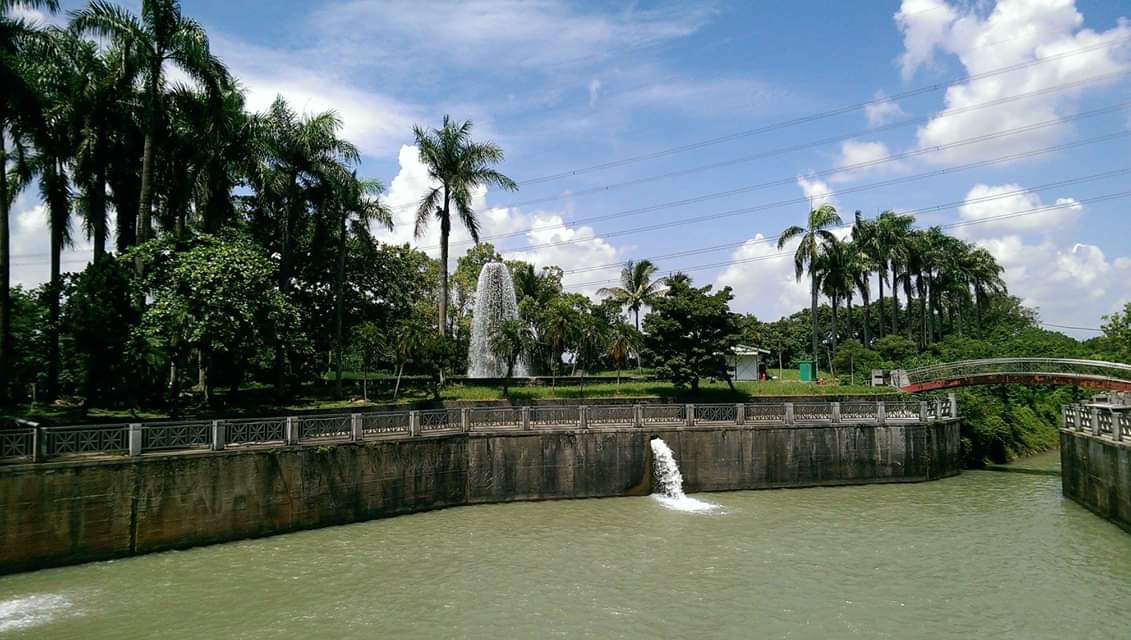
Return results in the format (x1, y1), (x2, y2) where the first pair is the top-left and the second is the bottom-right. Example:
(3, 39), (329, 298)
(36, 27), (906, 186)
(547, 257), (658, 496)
(799, 361), (816, 383)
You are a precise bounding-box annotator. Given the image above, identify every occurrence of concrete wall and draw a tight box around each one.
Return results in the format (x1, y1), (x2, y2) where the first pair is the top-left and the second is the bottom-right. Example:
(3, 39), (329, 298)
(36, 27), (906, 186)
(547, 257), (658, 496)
(1, 421), (960, 575)
(1060, 429), (1131, 533)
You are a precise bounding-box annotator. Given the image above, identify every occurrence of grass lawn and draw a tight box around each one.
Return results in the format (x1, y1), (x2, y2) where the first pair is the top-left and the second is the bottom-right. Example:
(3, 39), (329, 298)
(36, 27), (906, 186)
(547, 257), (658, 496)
(5, 374), (898, 426)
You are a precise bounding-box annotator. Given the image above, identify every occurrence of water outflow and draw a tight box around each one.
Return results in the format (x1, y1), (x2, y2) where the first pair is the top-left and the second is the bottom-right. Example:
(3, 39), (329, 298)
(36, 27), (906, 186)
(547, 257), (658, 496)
(467, 262), (529, 378)
(649, 437), (718, 512)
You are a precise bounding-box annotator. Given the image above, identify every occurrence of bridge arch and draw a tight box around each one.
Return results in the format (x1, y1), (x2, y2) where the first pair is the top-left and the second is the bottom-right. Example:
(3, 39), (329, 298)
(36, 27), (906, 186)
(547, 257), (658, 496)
(892, 358), (1131, 394)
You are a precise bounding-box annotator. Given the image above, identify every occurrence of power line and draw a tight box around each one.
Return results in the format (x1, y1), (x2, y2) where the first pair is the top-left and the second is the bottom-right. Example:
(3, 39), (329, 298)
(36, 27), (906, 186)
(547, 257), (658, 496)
(563, 170), (1131, 278)
(428, 103), (1131, 253)
(513, 35), (1131, 185)
(561, 191), (1131, 288)
(1041, 322), (1105, 333)
(388, 70), (1129, 227)
(472, 127), (1131, 259)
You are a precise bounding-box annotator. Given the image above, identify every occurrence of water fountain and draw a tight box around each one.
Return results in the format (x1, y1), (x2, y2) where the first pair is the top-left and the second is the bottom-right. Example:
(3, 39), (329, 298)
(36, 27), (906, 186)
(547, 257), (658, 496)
(649, 436), (718, 512)
(467, 262), (529, 378)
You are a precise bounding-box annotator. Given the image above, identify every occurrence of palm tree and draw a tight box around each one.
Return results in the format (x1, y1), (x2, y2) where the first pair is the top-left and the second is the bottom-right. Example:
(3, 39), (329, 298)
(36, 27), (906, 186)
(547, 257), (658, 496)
(489, 318), (533, 397)
(965, 246), (1006, 337)
(606, 321), (642, 389)
(389, 319), (429, 401)
(412, 115), (517, 337)
(815, 237), (852, 356)
(778, 204), (843, 364)
(850, 212), (877, 346)
(597, 259), (666, 330)
(328, 171), (392, 398)
(1, 0), (59, 403)
(538, 298), (578, 387)
(72, 0), (228, 258)
(874, 210), (914, 336)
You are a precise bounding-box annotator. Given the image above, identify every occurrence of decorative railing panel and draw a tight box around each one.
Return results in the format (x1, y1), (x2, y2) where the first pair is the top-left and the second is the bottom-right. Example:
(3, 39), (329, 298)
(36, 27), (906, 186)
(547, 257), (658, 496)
(1062, 404), (1078, 430)
(361, 412), (410, 438)
(941, 397), (953, 419)
(588, 405), (634, 427)
(694, 404), (736, 424)
(142, 421), (211, 452)
(1120, 413), (1131, 439)
(0, 429), (34, 459)
(884, 400), (920, 421)
(47, 424), (129, 456)
(299, 414), (352, 441)
(744, 404), (786, 423)
(418, 409), (462, 433)
(840, 402), (878, 422)
(1096, 410), (1113, 435)
(226, 418), (286, 446)
(469, 408), (521, 431)
(793, 403), (833, 422)
(642, 404), (686, 425)
(530, 406), (577, 428)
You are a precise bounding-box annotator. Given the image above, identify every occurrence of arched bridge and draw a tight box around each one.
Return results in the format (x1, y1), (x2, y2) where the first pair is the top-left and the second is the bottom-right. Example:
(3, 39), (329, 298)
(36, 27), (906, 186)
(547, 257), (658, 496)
(892, 358), (1131, 393)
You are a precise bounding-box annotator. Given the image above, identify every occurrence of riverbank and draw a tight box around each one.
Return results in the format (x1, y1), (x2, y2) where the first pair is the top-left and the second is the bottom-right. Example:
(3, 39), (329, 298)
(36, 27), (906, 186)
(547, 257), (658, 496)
(0, 416), (959, 575)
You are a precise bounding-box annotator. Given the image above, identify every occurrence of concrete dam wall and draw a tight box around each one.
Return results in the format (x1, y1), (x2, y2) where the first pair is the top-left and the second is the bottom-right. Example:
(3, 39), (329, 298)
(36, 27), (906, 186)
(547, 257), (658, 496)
(1, 420), (961, 575)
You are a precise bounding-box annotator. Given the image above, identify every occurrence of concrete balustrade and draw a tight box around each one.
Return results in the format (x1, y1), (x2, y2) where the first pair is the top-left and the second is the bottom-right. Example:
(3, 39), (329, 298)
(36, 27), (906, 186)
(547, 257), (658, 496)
(0, 399), (961, 464)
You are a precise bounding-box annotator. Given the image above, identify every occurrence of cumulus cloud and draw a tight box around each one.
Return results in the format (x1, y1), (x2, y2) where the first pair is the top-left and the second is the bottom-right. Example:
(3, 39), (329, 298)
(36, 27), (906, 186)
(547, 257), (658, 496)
(796, 175), (837, 208)
(376, 145), (622, 299)
(830, 140), (910, 182)
(7, 192), (96, 289)
(714, 234), (810, 321)
(865, 90), (907, 126)
(896, 0), (1131, 166)
(955, 183), (1083, 238)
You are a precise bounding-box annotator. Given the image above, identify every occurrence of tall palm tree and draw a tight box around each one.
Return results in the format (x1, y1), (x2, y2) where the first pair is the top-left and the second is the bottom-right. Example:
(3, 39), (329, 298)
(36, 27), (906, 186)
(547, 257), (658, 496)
(850, 212), (876, 346)
(328, 171), (392, 398)
(816, 237), (852, 355)
(389, 318), (429, 401)
(1, 0), (59, 402)
(412, 115), (517, 336)
(72, 0), (228, 259)
(778, 204), (842, 364)
(874, 210), (914, 336)
(538, 298), (578, 387)
(965, 246), (1006, 337)
(606, 321), (642, 389)
(597, 259), (666, 330)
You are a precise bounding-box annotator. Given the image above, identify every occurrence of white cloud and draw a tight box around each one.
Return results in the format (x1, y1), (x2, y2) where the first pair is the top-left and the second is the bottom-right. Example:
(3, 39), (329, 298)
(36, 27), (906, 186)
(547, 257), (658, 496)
(8, 192), (96, 289)
(830, 140), (909, 182)
(955, 183), (1082, 238)
(714, 234), (810, 321)
(588, 78), (602, 108)
(796, 175), (837, 208)
(896, 0), (1131, 166)
(213, 35), (423, 158)
(377, 145), (622, 299)
(309, 1), (718, 71)
(865, 90), (907, 126)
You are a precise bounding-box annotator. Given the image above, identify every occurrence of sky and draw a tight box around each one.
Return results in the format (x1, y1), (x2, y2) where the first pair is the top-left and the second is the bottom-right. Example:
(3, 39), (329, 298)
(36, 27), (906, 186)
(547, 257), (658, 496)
(11, 0), (1131, 339)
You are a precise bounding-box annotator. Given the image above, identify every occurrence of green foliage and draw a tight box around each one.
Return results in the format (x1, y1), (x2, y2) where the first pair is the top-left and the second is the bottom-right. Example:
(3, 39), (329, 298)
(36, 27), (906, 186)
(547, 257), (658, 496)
(831, 339), (882, 384)
(61, 257), (139, 406)
(643, 274), (741, 392)
(872, 335), (917, 364)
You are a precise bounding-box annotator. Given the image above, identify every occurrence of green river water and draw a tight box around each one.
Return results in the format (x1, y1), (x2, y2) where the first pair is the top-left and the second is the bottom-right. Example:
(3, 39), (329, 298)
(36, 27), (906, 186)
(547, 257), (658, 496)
(2, 451), (1130, 639)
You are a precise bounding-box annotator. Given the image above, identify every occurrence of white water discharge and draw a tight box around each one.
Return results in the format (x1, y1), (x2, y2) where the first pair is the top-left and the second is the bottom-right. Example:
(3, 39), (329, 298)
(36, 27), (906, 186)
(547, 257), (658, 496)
(467, 262), (529, 378)
(0, 594), (74, 632)
(649, 437), (718, 512)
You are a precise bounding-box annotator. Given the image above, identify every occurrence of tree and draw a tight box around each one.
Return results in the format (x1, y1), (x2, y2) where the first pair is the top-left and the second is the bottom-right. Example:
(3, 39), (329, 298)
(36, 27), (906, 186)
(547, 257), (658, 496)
(850, 212), (876, 347)
(327, 171), (391, 398)
(605, 321), (642, 389)
(62, 257), (138, 407)
(388, 318), (430, 400)
(643, 273), (741, 393)
(778, 204), (842, 364)
(131, 234), (301, 404)
(815, 236), (852, 358)
(537, 297), (579, 386)
(350, 321), (383, 401)
(412, 115), (517, 337)
(488, 318), (533, 397)
(597, 259), (665, 330)
(874, 210), (914, 335)
(1101, 304), (1131, 363)
(72, 0), (229, 256)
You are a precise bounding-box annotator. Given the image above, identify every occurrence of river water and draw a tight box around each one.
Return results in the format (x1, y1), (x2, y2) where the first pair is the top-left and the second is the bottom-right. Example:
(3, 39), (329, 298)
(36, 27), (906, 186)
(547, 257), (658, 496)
(2, 451), (1129, 639)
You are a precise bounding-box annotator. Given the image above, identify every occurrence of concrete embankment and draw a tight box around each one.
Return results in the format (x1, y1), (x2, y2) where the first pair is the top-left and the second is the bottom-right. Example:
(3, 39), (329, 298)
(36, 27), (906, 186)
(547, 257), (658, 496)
(1060, 429), (1131, 533)
(0, 420), (960, 575)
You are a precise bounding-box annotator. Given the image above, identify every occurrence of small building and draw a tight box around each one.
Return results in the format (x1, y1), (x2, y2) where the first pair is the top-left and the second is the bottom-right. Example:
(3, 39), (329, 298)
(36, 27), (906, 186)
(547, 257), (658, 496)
(730, 345), (771, 381)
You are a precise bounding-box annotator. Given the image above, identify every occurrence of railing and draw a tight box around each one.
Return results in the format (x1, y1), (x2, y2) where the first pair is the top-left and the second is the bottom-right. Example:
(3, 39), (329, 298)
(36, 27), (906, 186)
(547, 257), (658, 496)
(0, 396), (960, 463)
(1062, 403), (1131, 443)
(897, 358), (1131, 389)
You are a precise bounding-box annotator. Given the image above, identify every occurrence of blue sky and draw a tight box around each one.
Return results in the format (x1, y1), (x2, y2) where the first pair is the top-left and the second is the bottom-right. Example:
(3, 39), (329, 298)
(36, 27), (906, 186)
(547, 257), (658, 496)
(11, 0), (1131, 337)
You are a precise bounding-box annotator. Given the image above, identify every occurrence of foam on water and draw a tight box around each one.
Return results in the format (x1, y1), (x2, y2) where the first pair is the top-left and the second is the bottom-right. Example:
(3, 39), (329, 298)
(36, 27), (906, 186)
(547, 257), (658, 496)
(649, 437), (719, 512)
(0, 593), (74, 632)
